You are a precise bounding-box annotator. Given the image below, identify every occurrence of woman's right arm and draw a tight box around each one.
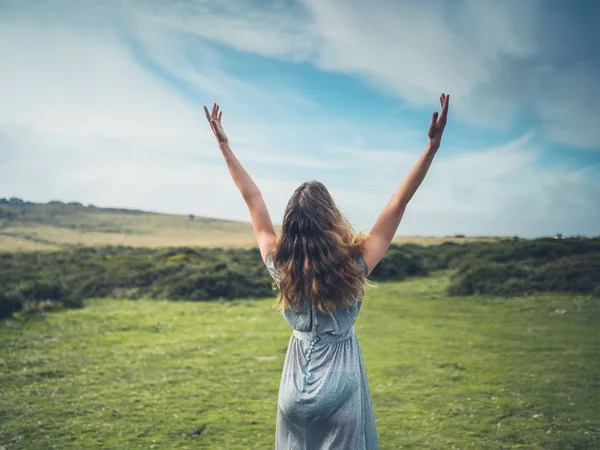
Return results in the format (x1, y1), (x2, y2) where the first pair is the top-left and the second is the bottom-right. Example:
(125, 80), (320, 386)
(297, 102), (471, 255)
(362, 94), (449, 275)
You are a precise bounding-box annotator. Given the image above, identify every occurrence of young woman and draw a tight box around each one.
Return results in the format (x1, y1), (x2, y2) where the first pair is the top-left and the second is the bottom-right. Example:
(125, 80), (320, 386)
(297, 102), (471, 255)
(204, 93), (450, 449)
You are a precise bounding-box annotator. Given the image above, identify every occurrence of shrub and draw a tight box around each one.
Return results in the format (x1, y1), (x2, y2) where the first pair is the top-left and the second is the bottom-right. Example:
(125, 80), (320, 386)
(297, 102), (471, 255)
(1, 238), (599, 311)
(15, 280), (70, 301)
(447, 262), (530, 296)
(11, 280), (84, 311)
(370, 246), (428, 280)
(448, 254), (600, 297)
(532, 254), (600, 294)
(0, 292), (22, 318)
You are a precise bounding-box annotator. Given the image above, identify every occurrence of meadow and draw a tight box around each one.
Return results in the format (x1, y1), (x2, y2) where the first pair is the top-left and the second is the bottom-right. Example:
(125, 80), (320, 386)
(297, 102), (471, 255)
(1, 200), (599, 449)
(1, 271), (599, 449)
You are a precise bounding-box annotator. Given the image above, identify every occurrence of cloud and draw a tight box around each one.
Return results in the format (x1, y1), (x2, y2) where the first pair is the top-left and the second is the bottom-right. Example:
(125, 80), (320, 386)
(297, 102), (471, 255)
(2, 119), (597, 236)
(534, 64), (600, 150)
(6, 0), (599, 150)
(316, 133), (600, 236)
(0, 0), (598, 238)
(0, 125), (242, 217)
(129, 0), (600, 150)
(304, 0), (600, 150)
(133, 0), (319, 62)
(0, 23), (212, 144)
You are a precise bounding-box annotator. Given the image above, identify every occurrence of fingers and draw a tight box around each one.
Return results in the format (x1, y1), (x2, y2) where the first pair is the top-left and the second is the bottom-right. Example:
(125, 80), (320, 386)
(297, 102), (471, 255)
(205, 103), (224, 124)
(213, 103), (223, 122)
(429, 99), (449, 142)
(442, 94), (450, 116)
(428, 111), (438, 137)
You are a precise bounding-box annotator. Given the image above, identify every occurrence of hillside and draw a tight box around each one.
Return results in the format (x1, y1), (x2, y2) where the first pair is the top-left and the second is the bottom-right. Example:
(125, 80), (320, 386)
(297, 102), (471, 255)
(0, 197), (502, 252)
(0, 198), (273, 251)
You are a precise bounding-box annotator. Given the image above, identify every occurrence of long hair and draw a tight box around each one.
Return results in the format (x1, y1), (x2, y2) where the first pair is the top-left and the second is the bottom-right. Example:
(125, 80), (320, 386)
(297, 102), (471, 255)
(271, 180), (370, 314)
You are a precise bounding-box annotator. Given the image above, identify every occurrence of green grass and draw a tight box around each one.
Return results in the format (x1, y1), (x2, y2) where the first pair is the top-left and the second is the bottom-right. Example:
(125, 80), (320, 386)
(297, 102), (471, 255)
(1, 272), (599, 449)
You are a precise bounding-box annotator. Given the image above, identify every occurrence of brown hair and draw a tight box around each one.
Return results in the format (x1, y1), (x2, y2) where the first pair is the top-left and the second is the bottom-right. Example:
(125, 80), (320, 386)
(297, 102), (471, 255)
(271, 180), (371, 314)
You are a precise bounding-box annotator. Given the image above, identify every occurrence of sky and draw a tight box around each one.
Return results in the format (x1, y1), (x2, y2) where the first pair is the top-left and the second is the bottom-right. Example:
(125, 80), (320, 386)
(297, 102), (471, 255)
(1, 0), (599, 237)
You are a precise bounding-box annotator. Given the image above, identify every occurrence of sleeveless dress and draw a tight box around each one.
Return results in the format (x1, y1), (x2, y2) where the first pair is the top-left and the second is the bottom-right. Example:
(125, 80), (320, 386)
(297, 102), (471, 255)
(264, 253), (379, 449)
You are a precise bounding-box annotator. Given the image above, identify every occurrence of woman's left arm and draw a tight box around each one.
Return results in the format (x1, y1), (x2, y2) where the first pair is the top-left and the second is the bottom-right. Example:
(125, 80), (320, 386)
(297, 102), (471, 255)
(204, 104), (277, 262)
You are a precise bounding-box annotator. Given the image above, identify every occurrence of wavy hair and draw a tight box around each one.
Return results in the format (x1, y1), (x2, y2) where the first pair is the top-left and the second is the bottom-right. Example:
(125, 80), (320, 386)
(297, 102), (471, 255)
(271, 180), (371, 314)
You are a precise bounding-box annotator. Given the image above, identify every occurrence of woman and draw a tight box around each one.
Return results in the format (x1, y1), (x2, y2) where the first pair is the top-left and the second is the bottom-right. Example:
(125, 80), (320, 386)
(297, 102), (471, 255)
(204, 93), (450, 449)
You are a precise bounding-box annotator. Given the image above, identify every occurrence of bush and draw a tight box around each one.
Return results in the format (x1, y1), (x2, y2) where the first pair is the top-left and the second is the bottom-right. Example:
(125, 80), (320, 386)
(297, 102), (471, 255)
(0, 292), (22, 318)
(1, 237), (599, 311)
(0, 246), (276, 306)
(447, 262), (531, 296)
(532, 254), (600, 293)
(15, 280), (70, 301)
(370, 245), (428, 280)
(448, 254), (600, 297)
(11, 280), (84, 312)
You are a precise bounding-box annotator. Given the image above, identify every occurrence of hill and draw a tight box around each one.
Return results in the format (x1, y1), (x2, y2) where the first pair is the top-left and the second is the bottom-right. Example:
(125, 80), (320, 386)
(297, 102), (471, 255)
(0, 197), (503, 252)
(0, 198), (273, 251)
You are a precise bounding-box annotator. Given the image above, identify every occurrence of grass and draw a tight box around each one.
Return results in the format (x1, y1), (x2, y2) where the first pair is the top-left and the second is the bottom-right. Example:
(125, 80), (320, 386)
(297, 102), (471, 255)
(0, 219), (266, 252)
(0, 222), (502, 252)
(1, 272), (598, 449)
(0, 201), (503, 252)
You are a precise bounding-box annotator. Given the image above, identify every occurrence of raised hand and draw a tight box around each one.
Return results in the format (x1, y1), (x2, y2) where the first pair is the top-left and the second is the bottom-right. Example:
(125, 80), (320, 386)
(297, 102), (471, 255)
(428, 93), (449, 149)
(204, 103), (228, 145)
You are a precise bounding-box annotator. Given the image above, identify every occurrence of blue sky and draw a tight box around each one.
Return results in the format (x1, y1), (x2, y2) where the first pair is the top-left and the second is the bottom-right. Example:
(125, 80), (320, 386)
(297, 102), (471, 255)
(0, 0), (599, 237)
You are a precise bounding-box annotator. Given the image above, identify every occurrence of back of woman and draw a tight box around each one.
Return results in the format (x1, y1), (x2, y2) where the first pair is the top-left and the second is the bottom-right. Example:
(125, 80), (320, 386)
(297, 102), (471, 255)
(265, 253), (378, 448)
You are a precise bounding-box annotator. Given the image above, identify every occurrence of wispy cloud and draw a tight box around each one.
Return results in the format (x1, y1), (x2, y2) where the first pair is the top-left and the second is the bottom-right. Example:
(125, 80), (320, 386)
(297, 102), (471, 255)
(130, 0), (600, 150)
(0, 0), (598, 238)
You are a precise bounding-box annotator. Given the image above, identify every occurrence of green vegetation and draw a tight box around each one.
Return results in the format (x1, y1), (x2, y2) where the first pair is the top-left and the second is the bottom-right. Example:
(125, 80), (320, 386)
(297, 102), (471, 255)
(1, 200), (599, 448)
(0, 247), (273, 318)
(2, 237), (600, 319)
(446, 239), (600, 296)
(1, 273), (598, 449)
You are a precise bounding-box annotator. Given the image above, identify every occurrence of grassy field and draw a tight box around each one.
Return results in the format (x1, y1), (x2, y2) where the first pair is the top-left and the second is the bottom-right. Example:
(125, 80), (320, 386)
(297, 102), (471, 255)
(1, 272), (598, 449)
(0, 214), (269, 252)
(0, 225), (502, 252)
(0, 200), (504, 252)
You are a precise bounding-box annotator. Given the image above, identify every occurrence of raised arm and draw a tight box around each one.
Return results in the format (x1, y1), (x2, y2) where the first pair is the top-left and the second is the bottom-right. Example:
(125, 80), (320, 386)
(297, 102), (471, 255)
(204, 103), (277, 262)
(362, 94), (450, 275)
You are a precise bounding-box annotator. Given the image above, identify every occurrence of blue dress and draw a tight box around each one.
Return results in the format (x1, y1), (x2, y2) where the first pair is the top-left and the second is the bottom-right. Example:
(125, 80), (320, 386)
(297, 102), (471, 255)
(264, 253), (379, 449)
